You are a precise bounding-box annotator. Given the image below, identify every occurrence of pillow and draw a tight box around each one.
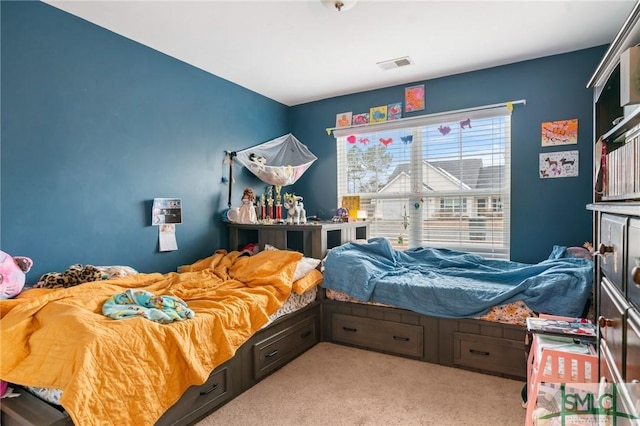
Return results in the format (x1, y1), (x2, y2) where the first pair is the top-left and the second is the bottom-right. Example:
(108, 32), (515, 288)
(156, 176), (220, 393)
(292, 269), (323, 295)
(263, 244), (321, 281)
(293, 256), (321, 281)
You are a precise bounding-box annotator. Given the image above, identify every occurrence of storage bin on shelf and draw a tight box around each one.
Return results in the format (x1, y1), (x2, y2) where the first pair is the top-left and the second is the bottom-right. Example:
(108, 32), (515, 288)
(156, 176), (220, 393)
(525, 316), (598, 426)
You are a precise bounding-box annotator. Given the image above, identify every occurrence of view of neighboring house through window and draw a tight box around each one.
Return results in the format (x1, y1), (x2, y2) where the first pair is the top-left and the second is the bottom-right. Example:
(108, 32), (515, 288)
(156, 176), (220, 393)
(335, 104), (512, 259)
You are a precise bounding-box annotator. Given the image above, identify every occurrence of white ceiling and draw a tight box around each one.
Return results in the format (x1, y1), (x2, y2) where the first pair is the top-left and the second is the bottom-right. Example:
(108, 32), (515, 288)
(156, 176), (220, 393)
(44, 0), (636, 106)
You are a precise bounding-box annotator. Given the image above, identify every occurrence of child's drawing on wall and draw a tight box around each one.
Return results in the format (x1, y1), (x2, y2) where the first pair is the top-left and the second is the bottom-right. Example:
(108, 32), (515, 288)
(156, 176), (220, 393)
(336, 112), (353, 128)
(539, 150), (579, 178)
(541, 119), (578, 146)
(404, 84), (425, 112)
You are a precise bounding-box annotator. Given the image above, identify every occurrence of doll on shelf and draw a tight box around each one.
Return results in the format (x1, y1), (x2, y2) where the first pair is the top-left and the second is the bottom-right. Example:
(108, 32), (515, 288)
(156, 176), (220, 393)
(237, 187), (257, 224)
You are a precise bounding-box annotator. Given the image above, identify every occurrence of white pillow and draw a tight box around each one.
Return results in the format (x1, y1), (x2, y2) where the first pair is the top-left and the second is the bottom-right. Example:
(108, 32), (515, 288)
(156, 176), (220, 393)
(263, 244), (320, 281)
(293, 257), (321, 281)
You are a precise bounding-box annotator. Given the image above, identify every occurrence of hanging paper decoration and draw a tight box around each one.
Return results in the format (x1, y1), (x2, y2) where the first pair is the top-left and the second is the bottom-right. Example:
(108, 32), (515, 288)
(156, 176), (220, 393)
(401, 135), (413, 144)
(347, 135), (357, 144)
(460, 118), (472, 129)
(438, 125), (451, 136)
(380, 137), (393, 146)
(359, 137), (370, 145)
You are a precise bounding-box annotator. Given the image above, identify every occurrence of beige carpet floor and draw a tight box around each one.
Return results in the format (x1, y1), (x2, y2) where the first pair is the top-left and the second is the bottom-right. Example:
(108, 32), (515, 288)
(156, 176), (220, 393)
(196, 342), (526, 426)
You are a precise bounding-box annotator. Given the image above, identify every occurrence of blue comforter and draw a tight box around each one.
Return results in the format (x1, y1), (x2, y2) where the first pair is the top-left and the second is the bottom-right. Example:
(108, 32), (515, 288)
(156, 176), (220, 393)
(322, 238), (593, 318)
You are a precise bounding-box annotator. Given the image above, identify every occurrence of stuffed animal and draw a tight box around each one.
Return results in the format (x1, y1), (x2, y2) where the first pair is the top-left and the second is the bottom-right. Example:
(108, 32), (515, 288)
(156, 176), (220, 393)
(0, 250), (33, 299)
(35, 264), (103, 289)
(248, 153), (267, 172)
(284, 193), (307, 225)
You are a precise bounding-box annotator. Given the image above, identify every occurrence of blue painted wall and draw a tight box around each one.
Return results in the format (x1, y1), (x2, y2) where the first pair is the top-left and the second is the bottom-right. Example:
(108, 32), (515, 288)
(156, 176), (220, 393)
(1, 1), (288, 282)
(291, 47), (605, 263)
(2, 1), (605, 284)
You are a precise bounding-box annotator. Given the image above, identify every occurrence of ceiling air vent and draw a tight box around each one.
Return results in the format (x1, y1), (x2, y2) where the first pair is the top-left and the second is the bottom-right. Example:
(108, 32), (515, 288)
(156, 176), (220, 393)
(377, 56), (414, 70)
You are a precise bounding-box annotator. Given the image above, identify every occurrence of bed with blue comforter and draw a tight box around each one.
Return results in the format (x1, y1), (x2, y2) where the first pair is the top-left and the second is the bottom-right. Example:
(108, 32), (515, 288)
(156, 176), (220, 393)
(322, 238), (593, 319)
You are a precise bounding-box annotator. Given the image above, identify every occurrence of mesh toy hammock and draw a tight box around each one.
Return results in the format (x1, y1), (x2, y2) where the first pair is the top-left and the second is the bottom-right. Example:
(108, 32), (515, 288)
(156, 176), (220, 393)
(226, 133), (317, 207)
(234, 133), (317, 186)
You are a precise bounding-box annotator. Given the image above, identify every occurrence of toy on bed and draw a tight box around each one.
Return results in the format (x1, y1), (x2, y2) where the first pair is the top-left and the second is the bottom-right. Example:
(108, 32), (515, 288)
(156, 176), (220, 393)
(34, 264), (139, 289)
(0, 250), (33, 300)
(0, 250), (32, 398)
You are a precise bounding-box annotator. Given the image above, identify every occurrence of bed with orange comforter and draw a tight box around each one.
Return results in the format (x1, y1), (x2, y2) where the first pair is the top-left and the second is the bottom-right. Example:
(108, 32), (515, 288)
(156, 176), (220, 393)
(0, 249), (322, 426)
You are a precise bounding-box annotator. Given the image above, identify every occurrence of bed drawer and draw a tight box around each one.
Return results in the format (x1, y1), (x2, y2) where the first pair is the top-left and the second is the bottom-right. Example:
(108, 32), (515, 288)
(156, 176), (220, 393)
(0, 386), (72, 426)
(453, 332), (525, 377)
(253, 315), (318, 380)
(157, 363), (234, 426)
(332, 313), (424, 358)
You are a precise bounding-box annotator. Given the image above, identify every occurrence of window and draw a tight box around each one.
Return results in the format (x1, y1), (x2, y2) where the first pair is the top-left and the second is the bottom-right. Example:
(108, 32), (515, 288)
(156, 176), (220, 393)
(334, 103), (513, 259)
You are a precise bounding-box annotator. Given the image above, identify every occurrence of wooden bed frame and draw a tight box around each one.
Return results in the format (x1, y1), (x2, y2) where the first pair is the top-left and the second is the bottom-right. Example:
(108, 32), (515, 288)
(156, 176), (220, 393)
(0, 293), (527, 426)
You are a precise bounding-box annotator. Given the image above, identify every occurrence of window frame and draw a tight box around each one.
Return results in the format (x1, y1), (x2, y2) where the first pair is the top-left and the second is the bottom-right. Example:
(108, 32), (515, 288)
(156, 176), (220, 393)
(333, 102), (515, 259)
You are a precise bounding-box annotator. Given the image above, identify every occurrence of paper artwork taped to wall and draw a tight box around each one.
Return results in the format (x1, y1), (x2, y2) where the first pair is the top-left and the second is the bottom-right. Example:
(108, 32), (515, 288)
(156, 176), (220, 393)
(335, 112), (352, 128)
(541, 119), (578, 146)
(539, 151), (579, 179)
(387, 102), (402, 120)
(404, 84), (425, 112)
(152, 198), (183, 225)
(352, 113), (370, 126)
(369, 105), (388, 123)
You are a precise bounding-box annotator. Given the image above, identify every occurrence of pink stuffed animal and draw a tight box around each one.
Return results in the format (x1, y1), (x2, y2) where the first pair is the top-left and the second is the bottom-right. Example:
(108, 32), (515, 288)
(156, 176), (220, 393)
(0, 250), (33, 300)
(0, 250), (32, 397)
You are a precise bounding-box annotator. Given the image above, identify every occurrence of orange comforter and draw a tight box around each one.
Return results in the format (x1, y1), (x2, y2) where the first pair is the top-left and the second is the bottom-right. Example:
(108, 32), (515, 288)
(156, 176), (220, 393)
(0, 249), (304, 426)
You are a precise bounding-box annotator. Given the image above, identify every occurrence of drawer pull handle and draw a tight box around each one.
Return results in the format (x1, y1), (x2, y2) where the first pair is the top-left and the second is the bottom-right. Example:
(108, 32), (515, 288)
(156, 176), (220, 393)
(598, 243), (614, 255)
(469, 349), (490, 356)
(632, 263), (640, 286)
(393, 336), (410, 342)
(265, 349), (279, 358)
(200, 383), (219, 395)
(598, 316), (613, 328)
(343, 326), (357, 332)
(301, 330), (312, 338)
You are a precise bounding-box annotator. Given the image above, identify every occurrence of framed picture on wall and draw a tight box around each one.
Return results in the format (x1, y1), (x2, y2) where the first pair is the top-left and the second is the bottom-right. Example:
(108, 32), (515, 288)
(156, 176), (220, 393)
(352, 112), (369, 125)
(387, 102), (402, 120)
(369, 105), (388, 123)
(541, 119), (578, 146)
(405, 84), (425, 112)
(539, 151), (579, 178)
(335, 112), (353, 128)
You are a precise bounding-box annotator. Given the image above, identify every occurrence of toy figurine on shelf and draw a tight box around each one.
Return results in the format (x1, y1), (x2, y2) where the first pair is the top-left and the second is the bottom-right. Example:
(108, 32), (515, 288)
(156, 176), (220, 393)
(283, 193), (306, 225)
(237, 187), (257, 224)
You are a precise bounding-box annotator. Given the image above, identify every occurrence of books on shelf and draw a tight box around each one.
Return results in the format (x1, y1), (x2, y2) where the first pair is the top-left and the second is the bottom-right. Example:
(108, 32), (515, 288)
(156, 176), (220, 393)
(604, 128), (640, 199)
(526, 316), (596, 340)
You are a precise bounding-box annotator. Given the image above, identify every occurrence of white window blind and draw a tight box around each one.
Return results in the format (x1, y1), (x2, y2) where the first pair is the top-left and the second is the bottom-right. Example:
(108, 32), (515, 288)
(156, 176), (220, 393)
(335, 102), (515, 259)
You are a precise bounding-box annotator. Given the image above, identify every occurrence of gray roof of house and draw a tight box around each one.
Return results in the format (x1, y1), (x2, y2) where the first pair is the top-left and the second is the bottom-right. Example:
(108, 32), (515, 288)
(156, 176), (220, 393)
(387, 159), (504, 189)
